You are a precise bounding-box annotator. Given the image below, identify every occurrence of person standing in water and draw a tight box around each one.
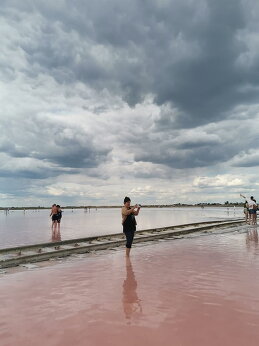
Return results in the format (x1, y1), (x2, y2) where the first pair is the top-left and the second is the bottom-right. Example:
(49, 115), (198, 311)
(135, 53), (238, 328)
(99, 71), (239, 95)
(240, 194), (257, 225)
(243, 200), (249, 223)
(121, 197), (141, 257)
(50, 204), (58, 230)
(56, 205), (63, 230)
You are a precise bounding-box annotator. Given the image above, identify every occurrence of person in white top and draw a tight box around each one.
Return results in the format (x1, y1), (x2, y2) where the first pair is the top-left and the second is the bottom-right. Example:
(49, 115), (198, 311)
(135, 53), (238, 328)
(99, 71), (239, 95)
(240, 194), (257, 225)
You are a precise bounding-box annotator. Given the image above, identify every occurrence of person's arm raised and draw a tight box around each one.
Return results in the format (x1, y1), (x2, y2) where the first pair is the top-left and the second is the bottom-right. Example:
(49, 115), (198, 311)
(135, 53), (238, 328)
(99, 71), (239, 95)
(133, 206), (141, 216)
(122, 206), (137, 216)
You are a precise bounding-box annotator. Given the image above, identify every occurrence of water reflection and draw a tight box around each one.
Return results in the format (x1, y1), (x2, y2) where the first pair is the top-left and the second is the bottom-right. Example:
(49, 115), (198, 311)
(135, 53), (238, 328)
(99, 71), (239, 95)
(122, 257), (142, 323)
(52, 229), (61, 242)
(246, 227), (258, 248)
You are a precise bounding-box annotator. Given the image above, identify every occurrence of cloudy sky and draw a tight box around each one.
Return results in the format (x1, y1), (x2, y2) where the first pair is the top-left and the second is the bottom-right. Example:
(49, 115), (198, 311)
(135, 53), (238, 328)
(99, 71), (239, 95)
(1, 0), (259, 207)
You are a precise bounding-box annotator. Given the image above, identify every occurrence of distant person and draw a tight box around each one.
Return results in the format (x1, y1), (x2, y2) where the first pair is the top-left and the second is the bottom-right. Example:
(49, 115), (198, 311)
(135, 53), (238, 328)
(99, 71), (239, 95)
(56, 205), (63, 230)
(240, 194), (257, 225)
(243, 201), (249, 223)
(253, 199), (258, 225)
(50, 204), (58, 230)
(121, 197), (141, 257)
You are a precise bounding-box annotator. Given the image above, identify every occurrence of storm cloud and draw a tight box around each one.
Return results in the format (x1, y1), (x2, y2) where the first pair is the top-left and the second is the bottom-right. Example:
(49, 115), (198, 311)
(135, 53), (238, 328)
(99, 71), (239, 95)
(1, 0), (259, 205)
(0, 114), (110, 169)
(3, 1), (259, 121)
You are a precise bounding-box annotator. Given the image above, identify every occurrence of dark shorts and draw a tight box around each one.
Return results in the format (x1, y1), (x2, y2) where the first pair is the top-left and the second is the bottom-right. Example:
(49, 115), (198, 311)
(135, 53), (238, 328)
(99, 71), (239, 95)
(123, 227), (136, 248)
(52, 214), (58, 221)
(123, 230), (135, 248)
(249, 209), (256, 214)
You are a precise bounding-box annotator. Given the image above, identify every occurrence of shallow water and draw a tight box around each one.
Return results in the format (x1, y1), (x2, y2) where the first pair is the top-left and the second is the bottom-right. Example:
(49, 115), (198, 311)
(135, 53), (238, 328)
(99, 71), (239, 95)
(0, 226), (258, 346)
(0, 207), (242, 248)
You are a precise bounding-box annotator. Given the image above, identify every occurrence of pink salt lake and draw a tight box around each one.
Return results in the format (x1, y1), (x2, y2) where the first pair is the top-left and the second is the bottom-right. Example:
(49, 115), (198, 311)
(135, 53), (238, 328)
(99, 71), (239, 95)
(1, 225), (259, 346)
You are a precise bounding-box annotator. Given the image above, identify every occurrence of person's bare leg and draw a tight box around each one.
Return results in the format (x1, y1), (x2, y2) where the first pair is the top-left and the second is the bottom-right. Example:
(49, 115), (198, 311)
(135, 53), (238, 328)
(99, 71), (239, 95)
(126, 248), (130, 257)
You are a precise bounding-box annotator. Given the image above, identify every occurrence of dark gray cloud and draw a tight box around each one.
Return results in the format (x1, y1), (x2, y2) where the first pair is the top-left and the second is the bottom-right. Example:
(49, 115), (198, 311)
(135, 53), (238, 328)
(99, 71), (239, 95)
(131, 116), (259, 169)
(0, 165), (73, 180)
(135, 144), (234, 169)
(2, 0), (259, 123)
(232, 151), (259, 167)
(0, 115), (111, 175)
(0, 139), (28, 158)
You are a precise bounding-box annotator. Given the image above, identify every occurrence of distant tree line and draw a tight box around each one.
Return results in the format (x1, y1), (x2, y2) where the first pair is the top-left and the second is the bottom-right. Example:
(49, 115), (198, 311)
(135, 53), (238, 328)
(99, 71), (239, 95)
(0, 202), (245, 210)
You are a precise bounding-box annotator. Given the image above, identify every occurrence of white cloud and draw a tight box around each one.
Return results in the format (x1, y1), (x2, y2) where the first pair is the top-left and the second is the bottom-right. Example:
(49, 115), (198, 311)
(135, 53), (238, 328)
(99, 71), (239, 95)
(193, 175), (245, 188)
(1, 0), (259, 206)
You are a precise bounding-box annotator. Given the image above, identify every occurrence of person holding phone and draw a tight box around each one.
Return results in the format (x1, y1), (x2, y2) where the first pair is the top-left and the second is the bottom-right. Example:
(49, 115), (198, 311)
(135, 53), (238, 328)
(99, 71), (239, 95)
(121, 197), (141, 257)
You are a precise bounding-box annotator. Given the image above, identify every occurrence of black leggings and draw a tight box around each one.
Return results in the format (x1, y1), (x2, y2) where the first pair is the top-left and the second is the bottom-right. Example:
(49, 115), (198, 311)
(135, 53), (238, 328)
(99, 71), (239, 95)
(123, 229), (135, 248)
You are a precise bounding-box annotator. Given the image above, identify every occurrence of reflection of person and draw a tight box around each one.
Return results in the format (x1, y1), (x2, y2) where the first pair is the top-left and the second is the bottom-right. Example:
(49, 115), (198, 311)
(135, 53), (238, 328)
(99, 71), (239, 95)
(52, 228), (61, 242)
(121, 197), (141, 257)
(122, 257), (142, 322)
(246, 227), (258, 249)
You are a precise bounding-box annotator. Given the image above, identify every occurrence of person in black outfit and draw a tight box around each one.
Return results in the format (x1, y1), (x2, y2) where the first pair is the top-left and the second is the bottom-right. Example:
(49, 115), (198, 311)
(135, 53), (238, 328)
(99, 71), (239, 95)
(121, 197), (141, 257)
(56, 205), (63, 230)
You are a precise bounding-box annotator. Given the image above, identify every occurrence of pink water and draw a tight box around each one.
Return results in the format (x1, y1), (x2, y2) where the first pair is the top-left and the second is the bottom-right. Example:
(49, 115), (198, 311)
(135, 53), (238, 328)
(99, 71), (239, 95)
(1, 226), (259, 345)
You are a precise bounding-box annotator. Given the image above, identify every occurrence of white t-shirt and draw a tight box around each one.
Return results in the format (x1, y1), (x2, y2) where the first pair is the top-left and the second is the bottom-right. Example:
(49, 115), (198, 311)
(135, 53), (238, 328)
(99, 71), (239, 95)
(247, 199), (257, 209)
